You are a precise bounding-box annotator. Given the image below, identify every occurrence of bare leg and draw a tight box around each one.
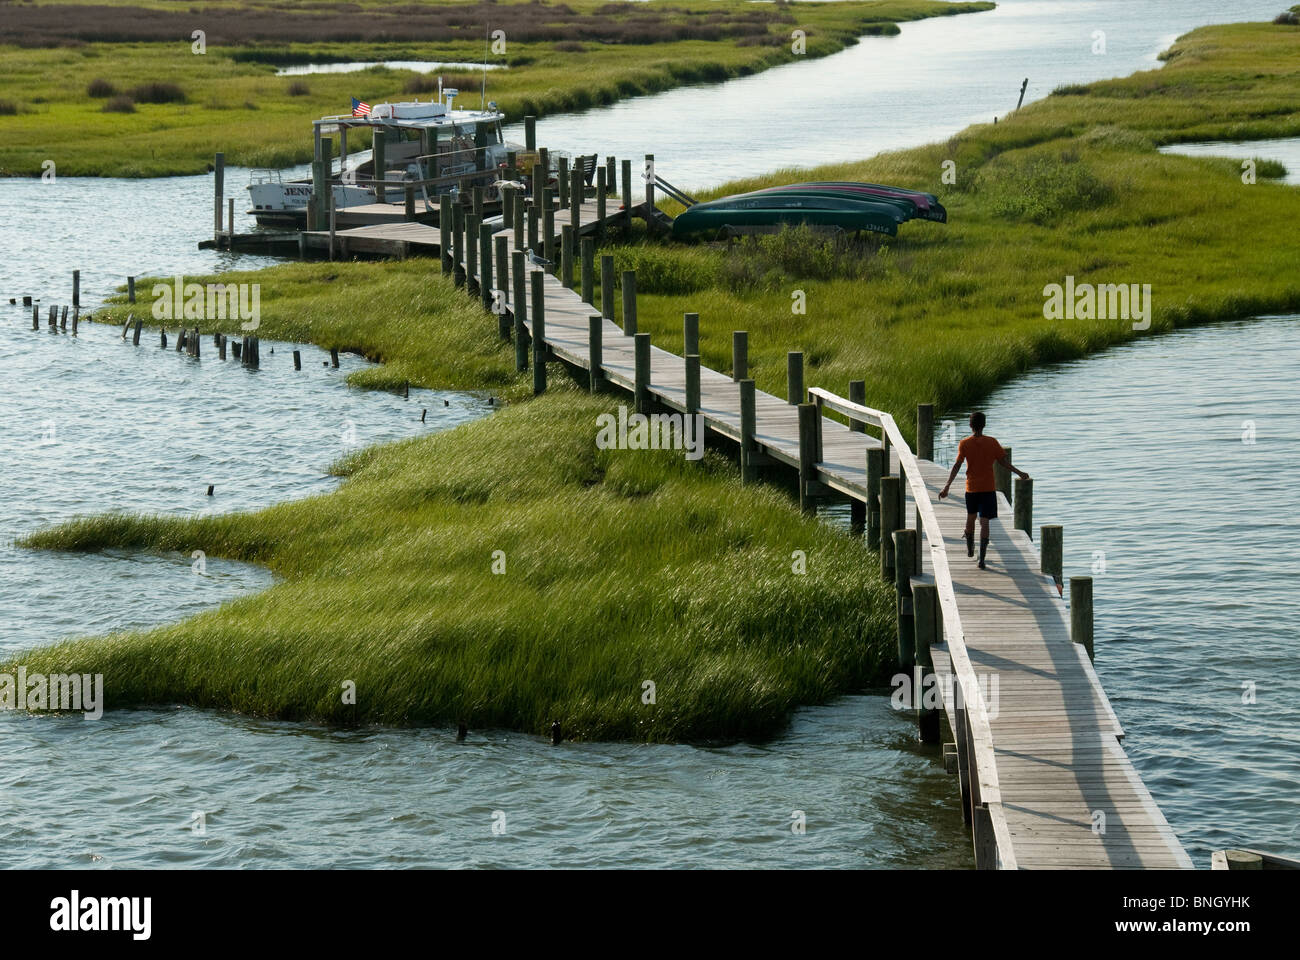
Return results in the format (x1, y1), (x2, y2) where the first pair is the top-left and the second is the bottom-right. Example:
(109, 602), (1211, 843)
(978, 516), (991, 568)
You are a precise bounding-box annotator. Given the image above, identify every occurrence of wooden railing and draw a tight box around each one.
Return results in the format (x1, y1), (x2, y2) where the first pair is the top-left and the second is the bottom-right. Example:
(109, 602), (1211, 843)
(808, 387), (1017, 870)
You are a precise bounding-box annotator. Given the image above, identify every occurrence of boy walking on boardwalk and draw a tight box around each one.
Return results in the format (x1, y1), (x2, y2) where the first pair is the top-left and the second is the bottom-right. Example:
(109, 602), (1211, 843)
(938, 412), (1029, 570)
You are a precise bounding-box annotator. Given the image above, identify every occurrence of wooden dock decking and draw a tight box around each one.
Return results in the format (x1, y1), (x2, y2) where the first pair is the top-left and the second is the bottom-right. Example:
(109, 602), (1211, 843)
(330, 188), (1192, 869)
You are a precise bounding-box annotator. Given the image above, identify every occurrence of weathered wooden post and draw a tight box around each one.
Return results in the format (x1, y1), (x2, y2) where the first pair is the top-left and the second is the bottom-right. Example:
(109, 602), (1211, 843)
(973, 804), (998, 870)
(880, 475), (901, 582)
(230, 337), (239, 359)
(683, 312), (699, 357)
(844, 380), (867, 534)
(643, 153), (655, 211)
(218, 335), (226, 360)
(1070, 576), (1094, 661)
(512, 250), (529, 372)
(787, 351), (803, 404)
(132, 318), (142, 345)
(531, 270), (547, 394)
(912, 580), (941, 743)
(372, 130), (386, 203)
(621, 270), (637, 335)
(495, 235), (510, 338)
(685, 354), (701, 416)
(542, 191), (555, 271)
(328, 190), (337, 261)
(438, 195), (453, 275)
(72, 270), (80, 308)
(502, 188), (514, 233)
(524, 116), (536, 151)
(569, 165), (582, 233)
(465, 213), (480, 291)
(797, 402), (819, 515)
(527, 201), (539, 252)
(595, 166), (607, 240)
(894, 529), (918, 668)
(621, 159), (632, 228)
(580, 237), (594, 304)
(732, 330), (748, 380)
(995, 445), (1013, 504)
(560, 224), (574, 289)
(127, 276), (136, 304)
(1041, 525), (1063, 588)
(588, 315), (603, 393)
(739, 379), (758, 484)
(213, 151), (225, 241)
(1013, 476), (1033, 537)
(479, 222), (494, 311)
(71, 309), (79, 336)
(330, 347), (339, 368)
(31, 305), (38, 330)
(600, 255), (614, 321)
(228, 197), (235, 243)
(867, 446), (884, 550)
(557, 155), (570, 209)
(917, 403), (934, 460)
(513, 194), (525, 251)
(634, 332), (651, 414)
(452, 204), (466, 287)
(605, 156), (616, 196)
(472, 185), (484, 221)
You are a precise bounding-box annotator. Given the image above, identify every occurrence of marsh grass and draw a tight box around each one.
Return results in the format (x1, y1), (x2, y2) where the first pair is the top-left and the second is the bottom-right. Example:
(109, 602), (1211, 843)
(0, 1), (993, 176)
(14, 391), (896, 741)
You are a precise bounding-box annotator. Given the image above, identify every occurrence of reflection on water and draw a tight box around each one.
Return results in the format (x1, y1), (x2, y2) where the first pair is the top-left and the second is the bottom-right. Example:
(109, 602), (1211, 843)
(1160, 138), (1300, 186)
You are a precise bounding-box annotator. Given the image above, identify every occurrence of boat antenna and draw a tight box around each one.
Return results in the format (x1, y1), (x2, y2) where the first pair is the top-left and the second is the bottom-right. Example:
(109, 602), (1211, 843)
(438, 75), (443, 106)
(482, 23), (489, 111)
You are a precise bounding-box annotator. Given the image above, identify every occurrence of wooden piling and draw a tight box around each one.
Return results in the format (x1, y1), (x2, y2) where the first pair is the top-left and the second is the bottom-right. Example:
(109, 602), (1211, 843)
(132, 318), (142, 346)
(600, 255), (614, 321)
(787, 351), (803, 404)
(605, 156), (616, 197)
(633, 332), (651, 413)
(512, 250), (529, 372)
(621, 270), (637, 335)
(685, 354), (701, 416)
(557, 156), (569, 209)
(894, 529), (918, 668)
(596, 167), (607, 240)
(683, 312), (699, 357)
(218, 335), (226, 360)
(588, 315), (603, 393)
(127, 276), (136, 304)
(531, 270), (547, 395)
(621, 159), (632, 229)
(580, 237), (594, 304)
(472, 185), (484, 221)
(31, 305), (38, 330)
(880, 475), (901, 582)
(542, 194), (555, 271)
(330, 347), (339, 368)
(732, 330), (747, 380)
(293, 349), (302, 370)
(479, 221), (494, 311)
(524, 115), (536, 151)
(213, 152), (225, 240)
(560, 224), (574, 289)
(995, 445), (1013, 504)
(405, 184), (416, 220)
(644, 153), (655, 210)
(161, 329), (169, 349)
(866, 446), (883, 550)
(439, 194), (452, 274)
(228, 198), (235, 242)
(917, 403), (934, 460)
(495, 235), (511, 338)
(60, 305), (68, 330)
(1013, 476), (1033, 537)
(1041, 525), (1063, 587)
(452, 204), (465, 287)
(739, 379), (757, 484)
(465, 214), (479, 288)
(72, 270), (79, 307)
(797, 402), (818, 515)
(913, 580), (942, 743)
(1070, 576), (1094, 661)
(71, 309), (79, 336)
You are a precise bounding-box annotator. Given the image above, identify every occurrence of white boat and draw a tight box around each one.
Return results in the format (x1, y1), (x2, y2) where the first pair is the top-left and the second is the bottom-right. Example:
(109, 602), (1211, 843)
(247, 88), (519, 227)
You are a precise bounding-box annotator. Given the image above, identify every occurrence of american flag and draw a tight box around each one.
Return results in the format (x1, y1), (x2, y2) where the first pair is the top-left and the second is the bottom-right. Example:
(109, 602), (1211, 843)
(351, 98), (371, 117)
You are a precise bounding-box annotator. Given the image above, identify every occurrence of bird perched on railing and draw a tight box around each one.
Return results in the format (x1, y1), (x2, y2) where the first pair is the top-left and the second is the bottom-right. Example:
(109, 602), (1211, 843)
(524, 248), (552, 269)
(492, 179), (526, 191)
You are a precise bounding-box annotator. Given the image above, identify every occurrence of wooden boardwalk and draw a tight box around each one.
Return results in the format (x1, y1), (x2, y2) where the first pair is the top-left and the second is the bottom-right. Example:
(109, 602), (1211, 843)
(404, 189), (1189, 869)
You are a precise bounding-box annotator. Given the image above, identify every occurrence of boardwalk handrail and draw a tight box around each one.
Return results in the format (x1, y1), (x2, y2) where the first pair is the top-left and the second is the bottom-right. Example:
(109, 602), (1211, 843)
(808, 387), (1017, 869)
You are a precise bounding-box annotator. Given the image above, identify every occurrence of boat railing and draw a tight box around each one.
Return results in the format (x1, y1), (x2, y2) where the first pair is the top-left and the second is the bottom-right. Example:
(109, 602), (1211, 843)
(807, 386), (1017, 870)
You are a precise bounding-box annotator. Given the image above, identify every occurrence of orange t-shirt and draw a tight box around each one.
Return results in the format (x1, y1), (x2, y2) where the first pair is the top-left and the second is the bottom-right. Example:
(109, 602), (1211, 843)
(957, 434), (1006, 493)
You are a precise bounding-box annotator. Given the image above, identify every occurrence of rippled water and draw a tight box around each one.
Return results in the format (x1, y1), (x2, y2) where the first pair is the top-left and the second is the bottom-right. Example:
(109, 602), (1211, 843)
(935, 318), (1300, 864)
(517, 0), (1285, 189)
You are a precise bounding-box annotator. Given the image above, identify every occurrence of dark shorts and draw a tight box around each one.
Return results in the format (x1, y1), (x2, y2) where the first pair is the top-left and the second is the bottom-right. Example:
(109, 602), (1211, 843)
(965, 491), (998, 519)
